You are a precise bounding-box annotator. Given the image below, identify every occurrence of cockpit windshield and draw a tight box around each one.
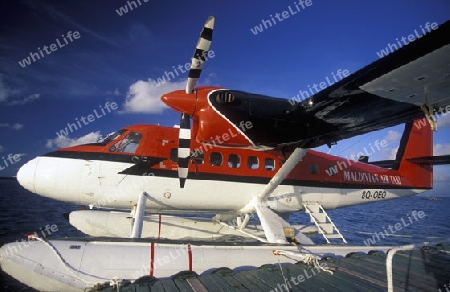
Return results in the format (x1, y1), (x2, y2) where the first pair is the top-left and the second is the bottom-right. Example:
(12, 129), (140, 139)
(98, 129), (127, 144)
(109, 131), (143, 154)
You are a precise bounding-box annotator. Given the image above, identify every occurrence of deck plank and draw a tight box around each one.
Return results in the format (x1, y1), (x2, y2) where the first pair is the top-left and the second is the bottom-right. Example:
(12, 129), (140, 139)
(144, 281), (164, 292)
(323, 264), (385, 291)
(285, 262), (345, 291)
(196, 274), (224, 291)
(232, 270), (274, 291)
(160, 279), (182, 291)
(198, 273), (243, 291)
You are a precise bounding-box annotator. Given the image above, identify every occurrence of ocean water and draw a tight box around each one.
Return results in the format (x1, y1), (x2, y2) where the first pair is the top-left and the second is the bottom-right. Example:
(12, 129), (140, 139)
(1, 178), (449, 291)
(0, 179), (84, 291)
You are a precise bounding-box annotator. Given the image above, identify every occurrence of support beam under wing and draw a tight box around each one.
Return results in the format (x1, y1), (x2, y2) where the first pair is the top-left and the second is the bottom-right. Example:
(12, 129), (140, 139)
(255, 204), (314, 245)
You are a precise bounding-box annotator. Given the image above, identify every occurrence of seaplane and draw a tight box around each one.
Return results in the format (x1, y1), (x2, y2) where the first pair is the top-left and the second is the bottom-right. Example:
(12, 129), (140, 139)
(1, 16), (450, 291)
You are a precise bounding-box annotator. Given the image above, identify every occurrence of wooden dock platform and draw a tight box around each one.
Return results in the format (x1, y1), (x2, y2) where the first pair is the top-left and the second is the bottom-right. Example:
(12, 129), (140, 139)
(92, 243), (450, 292)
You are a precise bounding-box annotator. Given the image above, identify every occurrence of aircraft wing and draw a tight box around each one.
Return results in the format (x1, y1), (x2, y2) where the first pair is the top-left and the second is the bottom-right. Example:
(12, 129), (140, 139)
(207, 21), (450, 149)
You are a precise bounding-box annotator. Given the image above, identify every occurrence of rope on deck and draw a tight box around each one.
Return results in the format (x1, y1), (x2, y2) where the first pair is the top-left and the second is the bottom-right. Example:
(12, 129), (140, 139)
(272, 249), (333, 274)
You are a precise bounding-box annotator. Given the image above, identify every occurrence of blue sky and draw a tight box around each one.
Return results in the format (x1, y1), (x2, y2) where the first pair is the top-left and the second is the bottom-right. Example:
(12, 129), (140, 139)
(0, 0), (449, 195)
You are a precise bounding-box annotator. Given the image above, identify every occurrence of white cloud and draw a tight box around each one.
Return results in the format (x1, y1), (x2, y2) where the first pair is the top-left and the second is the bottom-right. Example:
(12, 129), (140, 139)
(122, 79), (185, 114)
(434, 143), (450, 156)
(437, 113), (450, 129)
(384, 147), (398, 160)
(0, 145), (4, 152)
(0, 123), (24, 130)
(27, 2), (122, 49)
(45, 131), (102, 149)
(106, 88), (120, 96)
(367, 130), (401, 161)
(0, 89), (6, 103)
(434, 172), (450, 181)
(202, 72), (217, 86)
(0, 76), (40, 106)
(7, 93), (40, 106)
(12, 123), (23, 130)
(0, 75), (9, 103)
(383, 130), (401, 144)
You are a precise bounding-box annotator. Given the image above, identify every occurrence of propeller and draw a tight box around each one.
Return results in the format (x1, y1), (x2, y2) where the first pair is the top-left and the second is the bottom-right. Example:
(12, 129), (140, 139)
(177, 16), (215, 188)
(186, 16), (214, 94)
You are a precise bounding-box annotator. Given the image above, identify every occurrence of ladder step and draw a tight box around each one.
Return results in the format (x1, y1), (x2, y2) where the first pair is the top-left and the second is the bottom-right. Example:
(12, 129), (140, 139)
(304, 204), (321, 213)
(310, 213), (327, 222)
(303, 203), (346, 244)
(318, 223), (334, 234)
(326, 234), (344, 239)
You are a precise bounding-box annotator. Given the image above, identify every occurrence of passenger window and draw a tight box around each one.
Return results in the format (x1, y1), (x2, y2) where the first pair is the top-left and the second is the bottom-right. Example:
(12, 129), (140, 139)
(247, 156), (259, 169)
(210, 152), (223, 166)
(310, 163), (319, 174)
(228, 154), (241, 168)
(109, 132), (142, 154)
(265, 158), (275, 171)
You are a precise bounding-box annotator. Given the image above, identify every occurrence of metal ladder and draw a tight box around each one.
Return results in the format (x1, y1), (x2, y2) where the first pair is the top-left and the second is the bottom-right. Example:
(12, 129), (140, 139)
(303, 203), (347, 244)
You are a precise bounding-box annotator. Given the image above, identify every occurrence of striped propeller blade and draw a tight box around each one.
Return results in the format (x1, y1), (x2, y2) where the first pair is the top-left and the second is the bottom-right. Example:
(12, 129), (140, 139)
(186, 16), (215, 94)
(178, 113), (191, 188)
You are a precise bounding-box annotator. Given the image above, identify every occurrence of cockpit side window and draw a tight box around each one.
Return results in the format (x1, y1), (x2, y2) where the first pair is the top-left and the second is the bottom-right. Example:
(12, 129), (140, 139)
(100, 129), (127, 144)
(109, 132), (143, 154)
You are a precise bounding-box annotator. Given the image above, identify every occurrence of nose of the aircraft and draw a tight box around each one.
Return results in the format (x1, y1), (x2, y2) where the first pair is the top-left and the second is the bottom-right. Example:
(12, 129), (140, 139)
(16, 155), (80, 202)
(16, 157), (39, 193)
